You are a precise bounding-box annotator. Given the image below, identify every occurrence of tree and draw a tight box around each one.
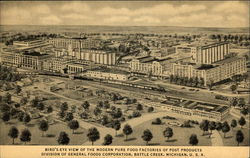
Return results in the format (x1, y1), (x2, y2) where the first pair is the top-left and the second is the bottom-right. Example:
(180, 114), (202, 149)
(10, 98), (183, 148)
(113, 120), (121, 136)
(60, 102), (68, 112)
(47, 105), (53, 113)
(241, 107), (249, 116)
(23, 113), (31, 124)
(17, 112), (24, 122)
(93, 107), (102, 118)
(39, 120), (49, 137)
(222, 121), (230, 138)
(236, 130), (244, 146)
(30, 97), (39, 107)
(208, 121), (216, 138)
(97, 101), (104, 108)
(20, 129), (31, 145)
(123, 124), (133, 141)
(230, 84), (238, 93)
(103, 134), (113, 145)
(57, 131), (70, 145)
(189, 134), (199, 146)
(2, 112), (10, 122)
(37, 102), (45, 111)
(199, 120), (209, 136)
(3, 93), (11, 104)
(230, 97), (238, 107)
(82, 101), (90, 111)
(111, 108), (123, 119)
(58, 111), (65, 119)
(238, 117), (246, 129)
(68, 120), (79, 134)
(207, 80), (214, 90)
(100, 115), (108, 125)
(103, 100), (110, 109)
(148, 107), (154, 113)
(65, 112), (74, 122)
(152, 118), (162, 125)
(87, 127), (100, 145)
(20, 97), (28, 106)
(8, 126), (19, 144)
(136, 104), (143, 111)
(141, 129), (153, 145)
(15, 85), (22, 94)
(163, 127), (173, 141)
(238, 98), (246, 108)
(230, 119), (237, 130)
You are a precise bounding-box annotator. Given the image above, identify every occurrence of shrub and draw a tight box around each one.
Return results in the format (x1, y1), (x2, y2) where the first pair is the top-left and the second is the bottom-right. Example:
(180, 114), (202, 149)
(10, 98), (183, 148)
(181, 121), (192, 128)
(152, 118), (162, 125)
(132, 111), (141, 118)
(162, 115), (176, 120)
(127, 115), (133, 119)
(215, 95), (228, 101)
(148, 107), (154, 113)
(119, 117), (126, 122)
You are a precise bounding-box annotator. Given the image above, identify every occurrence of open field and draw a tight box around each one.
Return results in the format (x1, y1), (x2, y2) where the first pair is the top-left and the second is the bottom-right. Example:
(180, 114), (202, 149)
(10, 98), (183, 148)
(0, 119), (88, 145)
(112, 118), (212, 146)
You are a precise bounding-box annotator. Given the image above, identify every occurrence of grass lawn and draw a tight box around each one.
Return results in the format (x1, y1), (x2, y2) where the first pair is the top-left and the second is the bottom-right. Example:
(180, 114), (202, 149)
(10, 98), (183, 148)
(218, 126), (249, 146)
(111, 119), (212, 146)
(0, 118), (88, 145)
(220, 114), (249, 146)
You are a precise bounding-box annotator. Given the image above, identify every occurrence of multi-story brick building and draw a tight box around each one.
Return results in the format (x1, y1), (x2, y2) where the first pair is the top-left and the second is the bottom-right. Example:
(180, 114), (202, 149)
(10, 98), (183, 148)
(171, 56), (247, 86)
(0, 50), (52, 70)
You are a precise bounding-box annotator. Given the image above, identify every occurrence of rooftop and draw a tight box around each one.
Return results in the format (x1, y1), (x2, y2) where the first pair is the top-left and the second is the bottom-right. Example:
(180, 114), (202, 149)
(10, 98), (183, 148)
(161, 97), (229, 114)
(214, 56), (242, 65)
(89, 67), (130, 75)
(195, 64), (216, 70)
(201, 42), (229, 49)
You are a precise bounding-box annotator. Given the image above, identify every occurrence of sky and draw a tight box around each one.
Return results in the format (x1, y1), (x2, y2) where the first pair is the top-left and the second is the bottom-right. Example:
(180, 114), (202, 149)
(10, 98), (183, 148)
(0, 1), (249, 28)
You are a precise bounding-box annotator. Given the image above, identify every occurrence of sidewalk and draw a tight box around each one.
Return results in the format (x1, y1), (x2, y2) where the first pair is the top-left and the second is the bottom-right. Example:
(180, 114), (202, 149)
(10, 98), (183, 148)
(211, 131), (224, 146)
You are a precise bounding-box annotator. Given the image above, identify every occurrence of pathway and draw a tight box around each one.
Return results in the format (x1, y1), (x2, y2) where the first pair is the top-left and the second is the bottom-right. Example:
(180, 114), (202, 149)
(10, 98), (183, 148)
(210, 131), (224, 146)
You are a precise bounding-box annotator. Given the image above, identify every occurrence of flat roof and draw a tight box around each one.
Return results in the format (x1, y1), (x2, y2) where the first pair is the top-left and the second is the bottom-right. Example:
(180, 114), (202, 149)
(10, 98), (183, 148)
(89, 67), (130, 75)
(201, 42), (229, 49)
(161, 97), (229, 113)
(214, 56), (241, 65)
(15, 43), (51, 51)
(195, 64), (216, 70)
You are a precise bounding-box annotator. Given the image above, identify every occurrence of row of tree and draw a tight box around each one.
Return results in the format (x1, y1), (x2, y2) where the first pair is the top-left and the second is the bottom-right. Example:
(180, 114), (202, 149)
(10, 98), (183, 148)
(170, 75), (205, 88)
(199, 117), (246, 145)
(0, 65), (24, 82)
(209, 34), (250, 43)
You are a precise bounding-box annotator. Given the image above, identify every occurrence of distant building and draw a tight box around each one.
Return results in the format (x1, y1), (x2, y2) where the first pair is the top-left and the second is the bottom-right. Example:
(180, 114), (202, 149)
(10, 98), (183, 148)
(48, 38), (102, 49)
(13, 39), (52, 53)
(13, 40), (46, 47)
(56, 48), (117, 66)
(151, 47), (176, 58)
(85, 68), (131, 81)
